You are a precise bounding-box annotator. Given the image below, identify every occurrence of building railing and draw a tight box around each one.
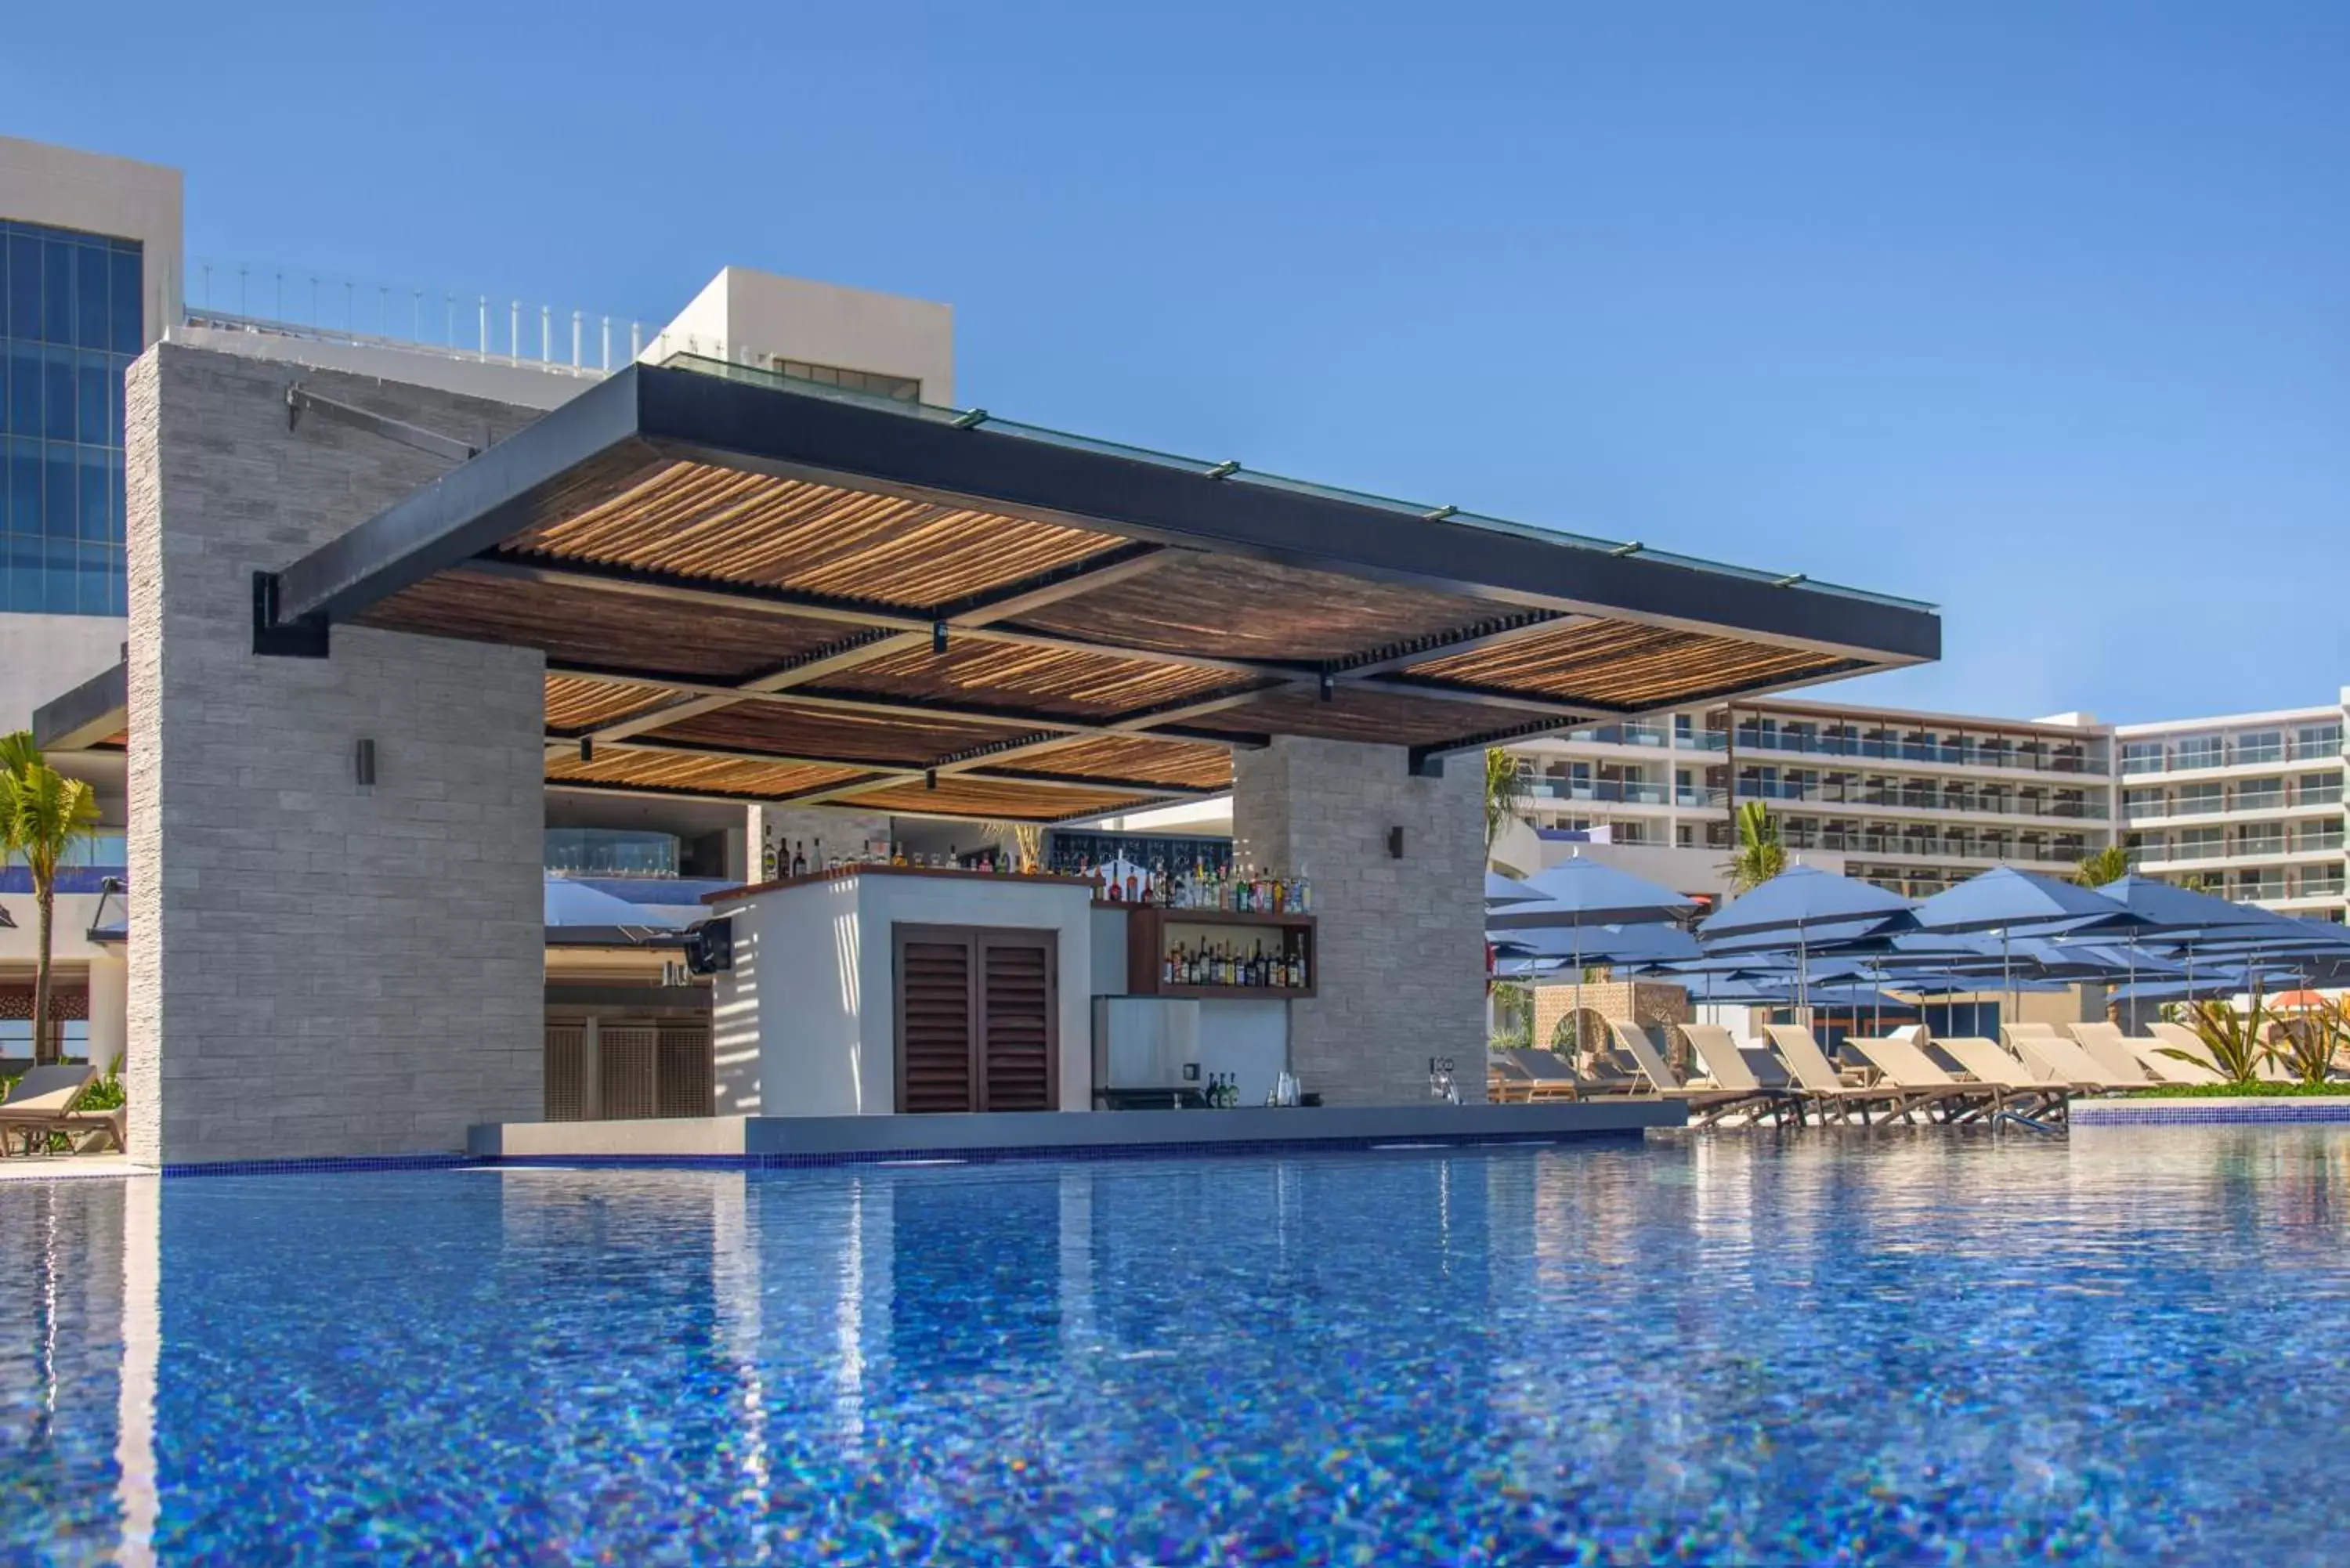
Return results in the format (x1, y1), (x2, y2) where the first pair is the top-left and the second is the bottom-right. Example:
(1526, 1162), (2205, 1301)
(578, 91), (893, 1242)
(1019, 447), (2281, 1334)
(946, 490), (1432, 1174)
(2121, 786), (2345, 819)
(2135, 840), (2229, 863)
(2121, 735), (2345, 774)
(1782, 831), (2081, 862)
(1714, 729), (2104, 773)
(1731, 781), (2106, 818)
(2297, 876), (2347, 898)
(1525, 779), (1668, 806)
(1556, 722), (1669, 749)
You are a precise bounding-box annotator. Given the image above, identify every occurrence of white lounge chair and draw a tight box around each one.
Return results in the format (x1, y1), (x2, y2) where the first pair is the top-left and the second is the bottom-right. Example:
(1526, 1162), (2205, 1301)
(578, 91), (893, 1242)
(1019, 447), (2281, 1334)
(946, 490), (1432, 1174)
(1935, 1037), (2073, 1118)
(1603, 1021), (1798, 1128)
(1842, 1035), (2008, 1122)
(2065, 1022), (2155, 1086)
(2143, 1022), (2232, 1084)
(2009, 1029), (2133, 1093)
(1679, 1024), (1810, 1126)
(0, 1064), (118, 1156)
(1764, 1024), (1935, 1125)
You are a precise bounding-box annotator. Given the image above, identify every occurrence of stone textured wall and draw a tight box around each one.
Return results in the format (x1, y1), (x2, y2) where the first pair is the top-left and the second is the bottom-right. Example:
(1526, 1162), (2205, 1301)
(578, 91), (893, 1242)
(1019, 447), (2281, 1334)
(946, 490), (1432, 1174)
(745, 804), (891, 880)
(1232, 737), (1484, 1104)
(127, 344), (547, 1163)
(1531, 980), (1693, 1073)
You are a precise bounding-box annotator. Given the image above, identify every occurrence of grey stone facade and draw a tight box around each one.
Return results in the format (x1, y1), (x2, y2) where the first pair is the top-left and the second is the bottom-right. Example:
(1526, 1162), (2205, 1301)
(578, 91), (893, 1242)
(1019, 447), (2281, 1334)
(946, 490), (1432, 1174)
(127, 345), (548, 1163)
(1232, 737), (1485, 1105)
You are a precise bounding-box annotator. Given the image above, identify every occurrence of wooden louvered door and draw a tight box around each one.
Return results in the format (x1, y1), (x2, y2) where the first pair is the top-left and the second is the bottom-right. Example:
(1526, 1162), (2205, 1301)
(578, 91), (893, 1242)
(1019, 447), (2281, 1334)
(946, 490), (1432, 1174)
(977, 934), (1056, 1111)
(894, 926), (1059, 1114)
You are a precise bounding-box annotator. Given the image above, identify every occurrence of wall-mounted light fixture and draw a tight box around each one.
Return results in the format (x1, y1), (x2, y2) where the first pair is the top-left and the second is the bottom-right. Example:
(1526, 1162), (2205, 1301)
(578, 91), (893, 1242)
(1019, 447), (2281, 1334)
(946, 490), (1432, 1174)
(353, 738), (377, 790)
(1386, 826), (1405, 859)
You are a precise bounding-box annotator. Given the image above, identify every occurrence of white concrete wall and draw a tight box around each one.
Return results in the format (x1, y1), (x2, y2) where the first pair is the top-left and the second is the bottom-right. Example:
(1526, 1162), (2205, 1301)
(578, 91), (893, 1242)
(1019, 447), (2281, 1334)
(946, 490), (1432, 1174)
(713, 873), (1093, 1115)
(0, 135), (182, 345)
(1, 615), (125, 733)
(647, 266), (955, 405)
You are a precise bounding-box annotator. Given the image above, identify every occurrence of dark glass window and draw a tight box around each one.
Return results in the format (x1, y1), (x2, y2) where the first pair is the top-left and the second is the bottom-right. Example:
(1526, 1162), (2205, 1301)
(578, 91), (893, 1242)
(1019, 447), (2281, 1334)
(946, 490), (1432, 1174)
(0, 221), (137, 612)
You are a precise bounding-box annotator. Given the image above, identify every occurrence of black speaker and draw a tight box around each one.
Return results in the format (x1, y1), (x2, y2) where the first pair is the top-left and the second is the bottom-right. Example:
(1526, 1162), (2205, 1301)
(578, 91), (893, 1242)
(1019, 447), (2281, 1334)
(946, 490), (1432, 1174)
(684, 916), (734, 975)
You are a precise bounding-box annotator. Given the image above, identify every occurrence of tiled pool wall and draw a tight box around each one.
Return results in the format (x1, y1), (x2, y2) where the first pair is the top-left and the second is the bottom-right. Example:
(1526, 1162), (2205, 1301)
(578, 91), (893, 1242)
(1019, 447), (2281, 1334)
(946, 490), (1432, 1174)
(2073, 1096), (2350, 1125)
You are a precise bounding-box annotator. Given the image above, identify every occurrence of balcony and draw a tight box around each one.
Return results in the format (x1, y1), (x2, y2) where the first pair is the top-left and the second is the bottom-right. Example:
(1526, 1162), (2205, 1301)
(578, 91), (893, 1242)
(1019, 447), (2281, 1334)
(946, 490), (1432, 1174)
(1556, 721), (1669, 749)
(1732, 780), (2106, 819)
(2124, 735), (2345, 774)
(1524, 778), (1668, 806)
(1716, 728), (2104, 774)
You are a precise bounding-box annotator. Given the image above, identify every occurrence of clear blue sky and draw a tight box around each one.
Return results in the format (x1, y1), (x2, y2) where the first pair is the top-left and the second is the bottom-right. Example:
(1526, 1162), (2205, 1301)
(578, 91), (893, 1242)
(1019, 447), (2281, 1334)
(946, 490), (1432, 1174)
(10, 2), (2348, 724)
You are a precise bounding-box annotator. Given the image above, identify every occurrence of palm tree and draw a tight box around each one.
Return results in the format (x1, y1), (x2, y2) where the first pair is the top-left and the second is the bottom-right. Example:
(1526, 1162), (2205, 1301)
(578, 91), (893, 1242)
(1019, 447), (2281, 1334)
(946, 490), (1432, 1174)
(0, 732), (101, 1066)
(1721, 800), (1786, 892)
(2071, 842), (2131, 888)
(1483, 748), (1529, 851)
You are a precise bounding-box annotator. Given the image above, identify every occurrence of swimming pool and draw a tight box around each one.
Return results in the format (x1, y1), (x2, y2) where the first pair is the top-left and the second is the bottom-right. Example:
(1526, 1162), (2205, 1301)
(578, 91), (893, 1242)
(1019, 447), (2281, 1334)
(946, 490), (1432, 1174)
(5, 1128), (2348, 1563)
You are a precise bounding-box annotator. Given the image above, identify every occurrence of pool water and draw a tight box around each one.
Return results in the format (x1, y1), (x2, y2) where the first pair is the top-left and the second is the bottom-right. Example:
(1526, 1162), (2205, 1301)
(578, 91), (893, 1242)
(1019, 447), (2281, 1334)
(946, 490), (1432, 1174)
(6, 1129), (2350, 1564)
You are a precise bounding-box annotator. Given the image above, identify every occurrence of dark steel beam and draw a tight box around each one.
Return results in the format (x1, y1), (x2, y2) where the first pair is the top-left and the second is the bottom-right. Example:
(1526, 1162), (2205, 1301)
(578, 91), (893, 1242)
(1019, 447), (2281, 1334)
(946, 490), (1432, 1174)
(31, 659), (128, 752)
(267, 362), (1938, 673)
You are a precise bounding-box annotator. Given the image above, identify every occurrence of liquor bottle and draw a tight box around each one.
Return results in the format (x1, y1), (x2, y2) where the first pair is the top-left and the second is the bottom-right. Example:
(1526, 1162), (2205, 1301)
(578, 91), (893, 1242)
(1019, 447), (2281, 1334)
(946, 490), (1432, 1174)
(1163, 946), (1177, 985)
(1251, 940), (1266, 988)
(761, 828), (778, 881)
(1295, 869), (1311, 912)
(814, 836), (826, 872)
(792, 841), (808, 877)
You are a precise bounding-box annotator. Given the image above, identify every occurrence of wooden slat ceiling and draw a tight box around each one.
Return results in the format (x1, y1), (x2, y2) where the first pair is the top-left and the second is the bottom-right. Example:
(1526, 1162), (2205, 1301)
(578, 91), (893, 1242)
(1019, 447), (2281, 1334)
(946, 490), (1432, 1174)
(358, 568), (848, 681)
(1401, 622), (1853, 708)
(643, 699), (1033, 768)
(847, 775), (1155, 822)
(501, 461), (1123, 609)
(1008, 555), (1504, 663)
(547, 749), (871, 799)
(332, 461), (1908, 822)
(819, 639), (1240, 719)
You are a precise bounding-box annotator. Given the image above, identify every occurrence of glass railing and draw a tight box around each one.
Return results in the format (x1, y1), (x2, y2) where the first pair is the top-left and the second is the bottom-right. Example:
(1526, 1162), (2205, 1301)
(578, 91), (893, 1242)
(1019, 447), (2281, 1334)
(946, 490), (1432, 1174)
(1717, 730), (2103, 773)
(1731, 781), (2106, 818)
(2297, 878), (2347, 898)
(1525, 779), (1668, 805)
(2233, 793), (2286, 812)
(1557, 722), (1669, 748)
(2142, 840), (2229, 862)
(2301, 787), (2345, 807)
(2293, 833), (2345, 854)
(2130, 737), (2342, 772)
(1673, 786), (1725, 808)
(2236, 880), (2287, 901)
(545, 828), (682, 878)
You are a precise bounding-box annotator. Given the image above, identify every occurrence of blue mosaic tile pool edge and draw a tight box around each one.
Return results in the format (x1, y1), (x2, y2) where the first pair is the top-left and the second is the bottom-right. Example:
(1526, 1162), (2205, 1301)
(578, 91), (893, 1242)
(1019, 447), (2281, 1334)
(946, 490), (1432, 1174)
(150, 1128), (1646, 1177)
(2074, 1098), (2350, 1125)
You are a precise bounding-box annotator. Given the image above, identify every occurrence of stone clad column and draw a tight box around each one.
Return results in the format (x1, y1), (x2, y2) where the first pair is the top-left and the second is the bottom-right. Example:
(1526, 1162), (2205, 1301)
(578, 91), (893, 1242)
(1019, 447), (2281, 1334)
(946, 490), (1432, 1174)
(126, 345), (548, 1165)
(1231, 737), (1485, 1104)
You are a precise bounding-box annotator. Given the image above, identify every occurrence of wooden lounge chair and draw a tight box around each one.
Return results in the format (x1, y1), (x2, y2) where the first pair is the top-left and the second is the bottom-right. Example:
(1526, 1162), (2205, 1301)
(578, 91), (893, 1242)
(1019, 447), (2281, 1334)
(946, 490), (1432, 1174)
(1842, 1035), (2011, 1122)
(1763, 1024), (1932, 1125)
(1935, 1037), (2074, 1118)
(0, 1064), (119, 1156)
(1601, 1021), (1799, 1128)
(2064, 1022), (2155, 1086)
(1678, 1024), (1810, 1126)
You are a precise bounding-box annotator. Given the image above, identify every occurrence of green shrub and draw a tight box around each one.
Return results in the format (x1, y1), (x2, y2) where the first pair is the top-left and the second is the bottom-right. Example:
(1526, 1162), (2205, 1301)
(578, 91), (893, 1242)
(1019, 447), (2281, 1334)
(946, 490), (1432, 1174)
(2128, 1081), (2350, 1099)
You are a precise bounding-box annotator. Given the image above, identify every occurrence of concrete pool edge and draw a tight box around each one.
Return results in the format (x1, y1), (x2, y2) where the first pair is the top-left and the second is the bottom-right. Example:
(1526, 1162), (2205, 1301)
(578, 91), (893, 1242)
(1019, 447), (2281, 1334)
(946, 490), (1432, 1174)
(464, 1101), (1687, 1167)
(2073, 1095), (2350, 1125)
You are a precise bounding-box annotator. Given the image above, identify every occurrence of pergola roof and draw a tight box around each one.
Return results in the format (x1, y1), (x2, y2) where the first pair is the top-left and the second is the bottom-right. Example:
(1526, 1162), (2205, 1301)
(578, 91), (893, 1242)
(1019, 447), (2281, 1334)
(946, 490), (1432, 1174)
(49, 357), (1940, 823)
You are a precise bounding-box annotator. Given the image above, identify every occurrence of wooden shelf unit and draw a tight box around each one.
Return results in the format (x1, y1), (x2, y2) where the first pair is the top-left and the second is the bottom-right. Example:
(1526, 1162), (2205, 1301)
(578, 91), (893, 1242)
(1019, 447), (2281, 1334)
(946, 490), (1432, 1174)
(1123, 905), (1318, 999)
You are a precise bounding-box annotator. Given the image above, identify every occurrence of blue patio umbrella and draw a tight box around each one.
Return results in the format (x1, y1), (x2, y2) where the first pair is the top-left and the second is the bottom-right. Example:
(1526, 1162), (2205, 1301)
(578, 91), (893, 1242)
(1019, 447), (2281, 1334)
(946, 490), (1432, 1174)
(1484, 872), (1545, 905)
(1495, 923), (1701, 966)
(1698, 867), (1916, 1012)
(1911, 867), (2145, 1021)
(1487, 855), (1695, 1024)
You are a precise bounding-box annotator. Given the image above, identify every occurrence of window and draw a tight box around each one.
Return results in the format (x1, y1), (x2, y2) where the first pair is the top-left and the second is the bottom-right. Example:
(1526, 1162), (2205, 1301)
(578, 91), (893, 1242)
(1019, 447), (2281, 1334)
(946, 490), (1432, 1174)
(2172, 735), (2222, 769)
(2121, 740), (2166, 775)
(0, 1018), (89, 1061)
(769, 356), (921, 403)
(0, 219), (139, 615)
(2177, 783), (2222, 813)
(2298, 722), (2342, 759)
(2235, 730), (2283, 766)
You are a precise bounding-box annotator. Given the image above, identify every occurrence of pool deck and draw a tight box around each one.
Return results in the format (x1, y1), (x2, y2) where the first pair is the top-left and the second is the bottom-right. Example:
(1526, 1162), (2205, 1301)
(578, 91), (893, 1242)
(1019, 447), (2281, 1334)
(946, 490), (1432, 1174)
(2073, 1094), (2350, 1125)
(468, 1100), (1687, 1165)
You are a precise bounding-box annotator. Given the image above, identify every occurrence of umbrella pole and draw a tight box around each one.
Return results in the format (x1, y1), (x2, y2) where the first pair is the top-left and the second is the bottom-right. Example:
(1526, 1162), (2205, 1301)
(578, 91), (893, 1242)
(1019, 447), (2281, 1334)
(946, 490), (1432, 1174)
(1573, 926), (1583, 1059)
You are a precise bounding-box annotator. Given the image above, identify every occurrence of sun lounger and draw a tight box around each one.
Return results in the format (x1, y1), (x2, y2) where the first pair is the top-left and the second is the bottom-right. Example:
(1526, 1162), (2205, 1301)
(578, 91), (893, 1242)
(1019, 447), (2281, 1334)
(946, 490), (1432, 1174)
(2065, 1022), (2154, 1086)
(2008, 1029), (2133, 1092)
(1934, 1037), (2074, 1117)
(1764, 1024), (1936, 1125)
(1498, 1049), (1590, 1101)
(1600, 1021), (1799, 1127)
(1678, 1024), (1810, 1126)
(0, 1064), (118, 1156)
(1842, 1035), (2011, 1122)
(2142, 1022), (2232, 1084)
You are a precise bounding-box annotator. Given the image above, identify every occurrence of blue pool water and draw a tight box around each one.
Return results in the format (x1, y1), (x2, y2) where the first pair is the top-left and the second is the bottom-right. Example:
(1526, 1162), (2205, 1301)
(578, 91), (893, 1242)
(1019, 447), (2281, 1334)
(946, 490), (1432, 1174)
(5, 1129), (2350, 1564)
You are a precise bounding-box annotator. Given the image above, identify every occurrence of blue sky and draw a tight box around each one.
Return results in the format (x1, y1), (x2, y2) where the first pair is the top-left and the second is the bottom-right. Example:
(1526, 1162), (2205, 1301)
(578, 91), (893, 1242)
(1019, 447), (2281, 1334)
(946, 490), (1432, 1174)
(10, 2), (2349, 723)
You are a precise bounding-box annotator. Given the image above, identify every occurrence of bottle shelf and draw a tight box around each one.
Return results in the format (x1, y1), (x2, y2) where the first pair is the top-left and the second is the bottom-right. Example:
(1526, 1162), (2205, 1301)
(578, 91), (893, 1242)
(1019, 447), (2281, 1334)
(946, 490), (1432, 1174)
(1123, 905), (1318, 999)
